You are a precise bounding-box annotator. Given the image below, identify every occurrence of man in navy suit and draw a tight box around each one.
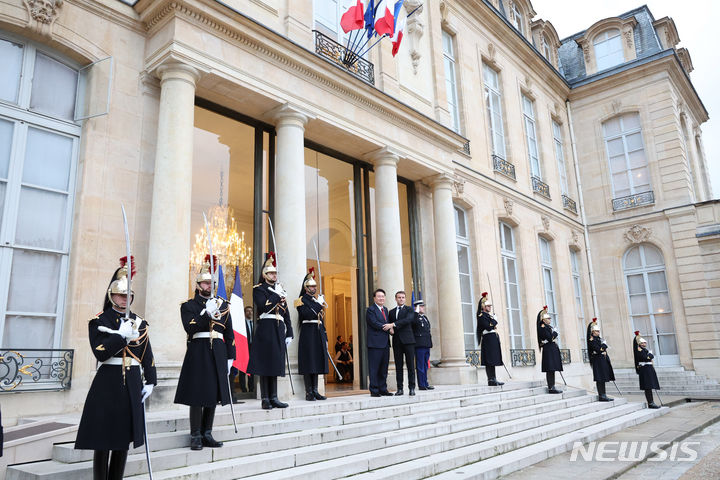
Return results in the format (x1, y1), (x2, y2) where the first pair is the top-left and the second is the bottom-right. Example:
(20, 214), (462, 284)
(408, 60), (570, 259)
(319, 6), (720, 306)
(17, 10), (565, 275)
(389, 291), (417, 396)
(366, 289), (395, 397)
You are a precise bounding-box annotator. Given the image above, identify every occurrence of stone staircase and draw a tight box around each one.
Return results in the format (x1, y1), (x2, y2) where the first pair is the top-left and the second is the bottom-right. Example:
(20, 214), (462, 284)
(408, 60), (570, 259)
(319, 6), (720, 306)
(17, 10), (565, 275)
(5, 381), (668, 480)
(613, 367), (720, 398)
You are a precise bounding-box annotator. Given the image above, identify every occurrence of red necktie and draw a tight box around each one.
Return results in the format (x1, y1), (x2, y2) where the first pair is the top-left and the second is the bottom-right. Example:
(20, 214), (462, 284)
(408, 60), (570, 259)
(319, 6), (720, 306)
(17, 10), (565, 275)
(381, 307), (386, 321)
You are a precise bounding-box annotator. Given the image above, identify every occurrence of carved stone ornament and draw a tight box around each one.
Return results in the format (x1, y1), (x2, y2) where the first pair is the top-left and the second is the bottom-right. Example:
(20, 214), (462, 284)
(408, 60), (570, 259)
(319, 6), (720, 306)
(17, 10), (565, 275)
(541, 215), (550, 231)
(611, 99), (622, 114)
(405, 1), (424, 74)
(623, 27), (634, 49)
(624, 224), (652, 244)
(571, 230), (580, 245)
(503, 197), (514, 216)
(452, 178), (465, 197)
(23, 0), (63, 36)
(487, 43), (496, 63)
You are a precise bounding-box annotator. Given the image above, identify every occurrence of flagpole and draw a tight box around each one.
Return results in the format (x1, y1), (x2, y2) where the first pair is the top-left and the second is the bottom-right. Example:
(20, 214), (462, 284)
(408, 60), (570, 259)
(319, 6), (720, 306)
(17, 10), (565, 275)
(354, 4), (422, 60)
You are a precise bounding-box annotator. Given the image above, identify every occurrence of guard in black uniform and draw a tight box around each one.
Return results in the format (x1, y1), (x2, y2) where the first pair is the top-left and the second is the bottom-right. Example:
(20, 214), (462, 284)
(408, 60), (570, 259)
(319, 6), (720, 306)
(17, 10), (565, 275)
(389, 291), (416, 396)
(412, 299), (434, 391)
(296, 268), (329, 401)
(633, 331), (661, 409)
(476, 292), (504, 386)
(586, 318), (615, 402)
(537, 306), (563, 394)
(247, 253), (293, 409)
(75, 257), (157, 480)
(175, 255), (235, 451)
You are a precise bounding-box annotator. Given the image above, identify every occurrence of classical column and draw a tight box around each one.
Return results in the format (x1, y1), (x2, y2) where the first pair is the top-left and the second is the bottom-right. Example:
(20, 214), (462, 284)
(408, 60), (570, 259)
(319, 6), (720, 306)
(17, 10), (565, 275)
(145, 62), (200, 375)
(270, 104), (311, 398)
(369, 148), (405, 306)
(431, 173), (475, 383)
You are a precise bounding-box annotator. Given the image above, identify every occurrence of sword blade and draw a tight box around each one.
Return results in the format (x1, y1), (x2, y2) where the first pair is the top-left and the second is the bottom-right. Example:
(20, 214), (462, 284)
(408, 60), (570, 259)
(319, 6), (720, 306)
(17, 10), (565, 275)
(313, 240), (323, 295)
(120, 204), (132, 322)
(202, 212), (216, 297)
(142, 403), (154, 480)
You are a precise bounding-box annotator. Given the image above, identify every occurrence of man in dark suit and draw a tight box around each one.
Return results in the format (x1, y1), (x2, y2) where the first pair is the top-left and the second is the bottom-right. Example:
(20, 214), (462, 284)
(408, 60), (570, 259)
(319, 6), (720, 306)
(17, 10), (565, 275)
(237, 306), (254, 393)
(365, 288), (394, 397)
(389, 291), (416, 396)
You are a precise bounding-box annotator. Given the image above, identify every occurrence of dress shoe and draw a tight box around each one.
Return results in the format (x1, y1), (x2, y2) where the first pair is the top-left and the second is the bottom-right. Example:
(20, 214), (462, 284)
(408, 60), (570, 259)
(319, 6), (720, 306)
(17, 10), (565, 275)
(409, 388), (415, 396)
(381, 391), (394, 396)
(425, 385), (435, 390)
(371, 392), (381, 397)
(395, 389), (404, 396)
(270, 397), (288, 408)
(418, 386), (427, 390)
(548, 387), (563, 394)
(648, 402), (661, 409)
(598, 395), (613, 402)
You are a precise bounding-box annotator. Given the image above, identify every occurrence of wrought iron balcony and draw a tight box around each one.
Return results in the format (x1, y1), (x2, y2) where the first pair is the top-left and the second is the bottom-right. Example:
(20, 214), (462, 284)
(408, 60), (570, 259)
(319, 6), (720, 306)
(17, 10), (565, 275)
(510, 348), (536, 367)
(582, 348), (590, 363)
(465, 349), (481, 368)
(562, 195), (577, 214)
(492, 155), (516, 180)
(313, 30), (375, 85)
(531, 176), (551, 199)
(612, 190), (655, 211)
(560, 349), (572, 364)
(461, 140), (471, 156)
(1, 349), (74, 392)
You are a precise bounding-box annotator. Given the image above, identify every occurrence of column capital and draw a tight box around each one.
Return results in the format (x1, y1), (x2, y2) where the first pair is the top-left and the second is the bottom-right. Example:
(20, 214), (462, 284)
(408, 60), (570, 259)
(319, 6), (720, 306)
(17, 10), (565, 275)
(266, 103), (314, 127)
(430, 172), (456, 190)
(364, 146), (402, 167)
(156, 61), (201, 87)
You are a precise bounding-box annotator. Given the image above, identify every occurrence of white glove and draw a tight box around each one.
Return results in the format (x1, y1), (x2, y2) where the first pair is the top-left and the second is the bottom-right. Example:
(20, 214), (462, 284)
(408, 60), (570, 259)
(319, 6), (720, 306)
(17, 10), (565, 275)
(205, 297), (222, 320)
(117, 320), (140, 341)
(227, 359), (234, 372)
(285, 337), (292, 348)
(141, 383), (154, 403)
(271, 283), (288, 299)
(314, 294), (325, 305)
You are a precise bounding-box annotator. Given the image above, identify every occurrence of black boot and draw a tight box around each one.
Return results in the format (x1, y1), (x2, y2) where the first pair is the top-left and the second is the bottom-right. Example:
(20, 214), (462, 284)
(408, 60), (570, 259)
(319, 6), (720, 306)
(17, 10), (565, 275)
(645, 389), (660, 408)
(201, 407), (223, 447)
(260, 376), (272, 409)
(189, 406), (203, 450)
(304, 375), (315, 401)
(93, 450), (109, 480)
(107, 450), (128, 480)
(312, 374), (326, 400)
(486, 366), (496, 386)
(547, 372), (562, 394)
(269, 376), (288, 408)
(597, 382), (612, 401)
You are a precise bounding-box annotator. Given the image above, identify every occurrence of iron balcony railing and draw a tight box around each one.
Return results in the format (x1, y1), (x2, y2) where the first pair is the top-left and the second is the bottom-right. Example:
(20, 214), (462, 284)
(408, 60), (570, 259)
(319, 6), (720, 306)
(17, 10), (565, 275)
(1, 349), (74, 392)
(510, 348), (536, 367)
(531, 176), (551, 199)
(313, 30), (375, 85)
(461, 140), (471, 156)
(560, 349), (572, 364)
(612, 190), (655, 211)
(582, 348), (590, 363)
(465, 349), (481, 368)
(562, 194), (577, 214)
(492, 155), (516, 180)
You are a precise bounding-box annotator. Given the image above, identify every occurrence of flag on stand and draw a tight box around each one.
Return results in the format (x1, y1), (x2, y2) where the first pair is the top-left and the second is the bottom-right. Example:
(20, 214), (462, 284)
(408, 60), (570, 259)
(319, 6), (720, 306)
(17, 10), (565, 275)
(391, 17), (405, 56)
(216, 264), (227, 301)
(341, 0), (365, 33)
(229, 266), (249, 372)
(374, 0), (395, 36)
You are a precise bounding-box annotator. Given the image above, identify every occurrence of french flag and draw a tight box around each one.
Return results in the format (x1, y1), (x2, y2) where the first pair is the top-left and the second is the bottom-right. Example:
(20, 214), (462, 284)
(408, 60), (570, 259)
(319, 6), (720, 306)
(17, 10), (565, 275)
(391, 17), (405, 56)
(229, 266), (249, 372)
(340, 0), (365, 33)
(374, 0), (395, 36)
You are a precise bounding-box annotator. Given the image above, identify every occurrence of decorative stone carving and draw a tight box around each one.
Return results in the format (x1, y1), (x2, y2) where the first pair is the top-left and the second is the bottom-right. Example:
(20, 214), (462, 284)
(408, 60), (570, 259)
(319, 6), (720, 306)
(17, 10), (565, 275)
(487, 43), (496, 63)
(452, 177), (465, 197)
(624, 224), (652, 244)
(611, 99), (622, 114)
(503, 197), (513, 216)
(524, 74), (533, 92)
(571, 230), (580, 246)
(405, 1), (424, 74)
(23, 0), (63, 36)
(439, 0), (449, 22)
(541, 215), (550, 231)
(623, 28), (634, 49)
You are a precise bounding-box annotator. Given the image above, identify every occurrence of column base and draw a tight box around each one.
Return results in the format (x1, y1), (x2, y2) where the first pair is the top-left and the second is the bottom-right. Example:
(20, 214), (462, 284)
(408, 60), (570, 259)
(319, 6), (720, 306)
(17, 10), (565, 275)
(429, 364), (478, 385)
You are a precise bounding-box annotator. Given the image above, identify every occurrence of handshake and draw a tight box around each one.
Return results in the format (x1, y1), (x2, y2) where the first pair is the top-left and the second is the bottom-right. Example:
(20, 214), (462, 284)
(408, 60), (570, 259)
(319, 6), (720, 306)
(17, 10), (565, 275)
(382, 323), (395, 335)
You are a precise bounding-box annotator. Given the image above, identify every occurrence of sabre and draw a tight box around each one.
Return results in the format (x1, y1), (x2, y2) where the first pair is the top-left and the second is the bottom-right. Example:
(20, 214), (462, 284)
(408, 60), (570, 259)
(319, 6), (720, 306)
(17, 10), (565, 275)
(313, 240), (342, 380)
(486, 273), (512, 380)
(655, 389), (664, 407)
(202, 212), (238, 433)
(120, 205), (137, 333)
(142, 404), (154, 480)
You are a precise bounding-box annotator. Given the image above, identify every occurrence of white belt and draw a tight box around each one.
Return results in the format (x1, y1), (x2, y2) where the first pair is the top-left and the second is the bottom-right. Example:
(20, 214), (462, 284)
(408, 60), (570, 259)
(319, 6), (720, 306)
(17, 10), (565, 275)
(482, 330), (497, 336)
(541, 339), (556, 344)
(639, 361), (653, 366)
(102, 357), (140, 367)
(193, 331), (222, 340)
(259, 313), (282, 320)
(302, 320), (322, 324)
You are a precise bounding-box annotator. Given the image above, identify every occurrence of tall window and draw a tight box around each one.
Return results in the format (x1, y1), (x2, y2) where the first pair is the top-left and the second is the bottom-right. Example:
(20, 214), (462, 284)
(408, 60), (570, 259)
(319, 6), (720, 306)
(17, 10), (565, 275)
(603, 112), (650, 198)
(541, 35), (552, 60)
(483, 64), (506, 159)
(594, 29), (624, 71)
(623, 244), (678, 362)
(442, 31), (461, 133)
(0, 35), (80, 349)
(455, 206), (475, 350)
(522, 95), (541, 178)
(314, 0), (355, 43)
(500, 222), (524, 348)
(570, 249), (585, 346)
(552, 120), (569, 195)
(539, 237), (558, 333)
(511, 3), (525, 35)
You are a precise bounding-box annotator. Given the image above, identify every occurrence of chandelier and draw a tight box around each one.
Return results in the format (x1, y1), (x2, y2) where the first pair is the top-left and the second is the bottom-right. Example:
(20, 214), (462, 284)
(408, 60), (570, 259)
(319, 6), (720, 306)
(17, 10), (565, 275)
(190, 204), (253, 294)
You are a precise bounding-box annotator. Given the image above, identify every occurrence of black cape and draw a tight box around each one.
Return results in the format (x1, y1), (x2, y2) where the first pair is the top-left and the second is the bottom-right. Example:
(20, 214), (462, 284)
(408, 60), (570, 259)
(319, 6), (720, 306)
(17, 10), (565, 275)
(476, 307), (503, 366)
(247, 282), (293, 376)
(296, 293), (329, 375)
(633, 338), (660, 390)
(536, 311), (562, 372)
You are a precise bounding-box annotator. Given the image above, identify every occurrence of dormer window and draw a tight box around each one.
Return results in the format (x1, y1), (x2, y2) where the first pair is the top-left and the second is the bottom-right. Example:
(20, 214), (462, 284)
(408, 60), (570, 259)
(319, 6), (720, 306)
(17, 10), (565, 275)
(511, 3), (525, 35)
(594, 29), (623, 70)
(542, 34), (551, 59)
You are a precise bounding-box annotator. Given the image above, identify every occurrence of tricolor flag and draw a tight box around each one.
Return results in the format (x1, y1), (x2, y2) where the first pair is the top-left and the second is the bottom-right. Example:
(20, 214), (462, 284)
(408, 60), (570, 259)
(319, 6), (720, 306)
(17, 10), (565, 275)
(391, 17), (405, 57)
(364, 0), (376, 39)
(374, 0), (395, 36)
(216, 264), (227, 301)
(340, 0), (365, 33)
(229, 266), (249, 372)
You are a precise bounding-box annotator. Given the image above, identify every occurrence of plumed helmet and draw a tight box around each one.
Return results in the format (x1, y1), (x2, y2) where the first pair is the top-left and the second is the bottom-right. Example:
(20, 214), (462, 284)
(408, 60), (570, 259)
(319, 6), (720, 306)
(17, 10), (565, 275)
(586, 318), (599, 351)
(106, 256), (135, 309)
(261, 252), (277, 280)
(196, 254), (217, 284)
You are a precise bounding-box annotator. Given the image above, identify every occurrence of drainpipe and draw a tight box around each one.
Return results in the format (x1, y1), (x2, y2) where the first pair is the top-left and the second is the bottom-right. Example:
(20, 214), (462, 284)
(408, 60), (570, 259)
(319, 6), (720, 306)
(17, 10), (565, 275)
(566, 100), (599, 318)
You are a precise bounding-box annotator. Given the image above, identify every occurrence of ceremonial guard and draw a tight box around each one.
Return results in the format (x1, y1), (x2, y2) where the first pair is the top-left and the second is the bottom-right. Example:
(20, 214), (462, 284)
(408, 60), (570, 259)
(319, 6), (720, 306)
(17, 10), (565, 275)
(537, 306), (563, 394)
(175, 255), (235, 450)
(296, 268), (329, 401)
(476, 292), (504, 386)
(412, 299), (434, 390)
(389, 291), (416, 396)
(75, 257), (156, 480)
(633, 331), (662, 408)
(586, 318), (615, 401)
(247, 253), (293, 409)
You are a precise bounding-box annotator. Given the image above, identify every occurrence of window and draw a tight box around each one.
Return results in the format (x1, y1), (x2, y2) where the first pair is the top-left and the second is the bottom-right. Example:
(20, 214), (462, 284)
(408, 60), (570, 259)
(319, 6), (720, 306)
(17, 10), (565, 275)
(594, 29), (624, 71)
(623, 244), (678, 362)
(0, 35), (80, 350)
(314, 0), (355, 43)
(455, 206), (476, 350)
(552, 120), (568, 195)
(522, 95), (541, 178)
(442, 31), (461, 133)
(603, 112), (650, 199)
(500, 222), (524, 348)
(570, 249), (585, 346)
(539, 237), (559, 338)
(511, 3), (525, 35)
(542, 35), (552, 60)
(483, 64), (506, 159)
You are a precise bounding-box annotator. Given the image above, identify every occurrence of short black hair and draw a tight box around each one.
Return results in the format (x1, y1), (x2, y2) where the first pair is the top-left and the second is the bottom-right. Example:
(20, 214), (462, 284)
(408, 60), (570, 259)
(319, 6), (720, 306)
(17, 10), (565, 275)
(395, 290), (406, 297)
(337, 335), (342, 341)
(373, 288), (386, 298)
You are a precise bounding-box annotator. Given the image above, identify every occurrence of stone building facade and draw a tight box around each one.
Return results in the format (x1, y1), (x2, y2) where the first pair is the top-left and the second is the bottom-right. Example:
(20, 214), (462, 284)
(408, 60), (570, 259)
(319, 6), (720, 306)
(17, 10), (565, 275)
(0, 0), (716, 425)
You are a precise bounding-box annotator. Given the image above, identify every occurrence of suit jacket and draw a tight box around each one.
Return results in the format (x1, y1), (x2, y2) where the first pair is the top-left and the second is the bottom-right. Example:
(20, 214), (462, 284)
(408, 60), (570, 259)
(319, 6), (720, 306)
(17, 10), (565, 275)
(245, 318), (254, 345)
(389, 305), (416, 346)
(366, 304), (390, 349)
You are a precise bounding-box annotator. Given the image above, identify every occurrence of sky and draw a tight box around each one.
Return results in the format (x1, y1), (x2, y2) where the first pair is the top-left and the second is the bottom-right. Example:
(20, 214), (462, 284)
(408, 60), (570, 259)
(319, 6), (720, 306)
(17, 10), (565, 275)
(531, 0), (720, 199)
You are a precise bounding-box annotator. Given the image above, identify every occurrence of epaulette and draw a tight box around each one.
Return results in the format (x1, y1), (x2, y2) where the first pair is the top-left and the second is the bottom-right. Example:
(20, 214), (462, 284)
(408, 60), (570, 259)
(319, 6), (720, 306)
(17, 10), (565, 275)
(253, 283), (261, 289)
(89, 311), (102, 322)
(294, 298), (303, 308)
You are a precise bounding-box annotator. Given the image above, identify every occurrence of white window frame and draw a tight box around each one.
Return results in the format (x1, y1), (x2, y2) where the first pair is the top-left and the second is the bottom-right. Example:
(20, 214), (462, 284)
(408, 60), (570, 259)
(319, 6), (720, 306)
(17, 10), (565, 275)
(483, 64), (506, 159)
(539, 237), (559, 342)
(455, 206), (475, 350)
(0, 33), (81, 350)
(511, 3), (525, 35)
(570, 249), (585, 346)
(500, 221), (524, 349)
(603, 113), (650, 198)
(552, 120), (569, 195)
(442, 30), (461, 134)
(594, 29), (624, 71)
(542, 35), (552, 60)
(314, 0), (356, 44)
(522, 94), (541, 179)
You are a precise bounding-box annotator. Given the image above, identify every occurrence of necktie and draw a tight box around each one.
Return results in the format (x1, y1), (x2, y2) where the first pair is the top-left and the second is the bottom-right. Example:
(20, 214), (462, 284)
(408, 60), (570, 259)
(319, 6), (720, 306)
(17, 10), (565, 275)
(381, 307), (386, 321)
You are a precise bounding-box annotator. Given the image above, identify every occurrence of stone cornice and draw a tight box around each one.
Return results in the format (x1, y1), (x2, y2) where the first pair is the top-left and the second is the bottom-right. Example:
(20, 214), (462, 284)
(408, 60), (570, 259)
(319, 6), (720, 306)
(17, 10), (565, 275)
(136, 0), (467, 155)
(70, 0), (145, 34)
